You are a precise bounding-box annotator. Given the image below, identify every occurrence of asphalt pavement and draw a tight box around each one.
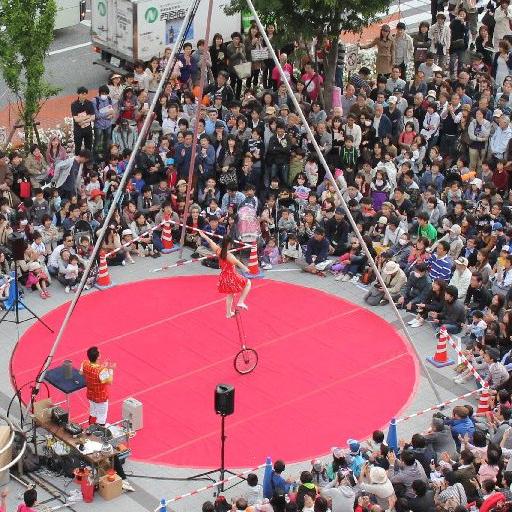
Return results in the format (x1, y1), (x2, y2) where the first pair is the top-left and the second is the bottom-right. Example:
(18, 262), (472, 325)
(0, 5), (110, 110)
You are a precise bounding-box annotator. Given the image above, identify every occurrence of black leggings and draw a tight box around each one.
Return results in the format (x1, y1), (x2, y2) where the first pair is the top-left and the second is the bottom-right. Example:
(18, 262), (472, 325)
(229, 74), (243, 99)
(74, 130), (93, 154)
(245, 69), (260, 89)
(262, 60), (275, 89)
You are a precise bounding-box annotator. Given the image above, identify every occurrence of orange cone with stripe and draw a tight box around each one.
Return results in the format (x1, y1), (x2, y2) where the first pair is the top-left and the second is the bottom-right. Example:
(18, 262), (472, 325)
(161, 215), (175, 253)
(426, 326), (454, 367)
(95, 250), (114, 290)
(245, 241), (264, 279)
(477, 388), (490, 414)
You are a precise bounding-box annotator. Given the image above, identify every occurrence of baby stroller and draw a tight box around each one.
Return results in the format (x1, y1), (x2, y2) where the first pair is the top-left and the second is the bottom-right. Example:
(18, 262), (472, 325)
(237, 204), (261, 257)
(73, 219), (95, 246)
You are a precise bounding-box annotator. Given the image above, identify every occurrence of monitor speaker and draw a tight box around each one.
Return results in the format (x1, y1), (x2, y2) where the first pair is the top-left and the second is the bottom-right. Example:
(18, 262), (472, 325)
(8, 232), (27, 261)
(214, 384), (234, 416)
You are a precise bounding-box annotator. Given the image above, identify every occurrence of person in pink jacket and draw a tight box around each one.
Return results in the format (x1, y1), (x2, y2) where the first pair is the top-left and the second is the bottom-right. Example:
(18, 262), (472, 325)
(17, 488), (38, 512)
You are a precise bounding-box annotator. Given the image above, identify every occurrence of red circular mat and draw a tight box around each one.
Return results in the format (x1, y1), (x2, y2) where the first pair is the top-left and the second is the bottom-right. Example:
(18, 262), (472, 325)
(11, 276), (418, 468)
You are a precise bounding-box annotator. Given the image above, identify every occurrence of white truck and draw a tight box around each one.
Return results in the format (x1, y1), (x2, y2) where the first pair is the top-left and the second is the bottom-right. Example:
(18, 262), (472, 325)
(55, 0), (86, 29)
(90, 0), (242, 72)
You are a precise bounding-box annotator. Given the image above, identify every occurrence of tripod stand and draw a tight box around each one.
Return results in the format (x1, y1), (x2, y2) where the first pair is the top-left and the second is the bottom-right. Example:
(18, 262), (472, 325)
(187, 413), (239, 493)
(0, 263), (54, 332)
(128, 412), (243, 493)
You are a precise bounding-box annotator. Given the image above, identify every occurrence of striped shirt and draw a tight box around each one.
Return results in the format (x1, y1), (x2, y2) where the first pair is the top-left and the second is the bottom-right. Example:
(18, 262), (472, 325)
(428, 253), (453, 282)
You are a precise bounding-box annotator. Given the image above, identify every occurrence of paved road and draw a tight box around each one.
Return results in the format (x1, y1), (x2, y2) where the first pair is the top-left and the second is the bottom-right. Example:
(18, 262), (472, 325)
(0, 5), (110, 109)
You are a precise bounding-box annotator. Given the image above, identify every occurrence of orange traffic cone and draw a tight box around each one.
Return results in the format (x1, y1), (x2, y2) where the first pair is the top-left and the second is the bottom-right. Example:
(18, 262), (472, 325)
(245, 241), (264, 279)
(477, 387), (490, 414)
(426, 326), (454, 367)
(95, 250), (114, 290)
(161, 215), (176, 254)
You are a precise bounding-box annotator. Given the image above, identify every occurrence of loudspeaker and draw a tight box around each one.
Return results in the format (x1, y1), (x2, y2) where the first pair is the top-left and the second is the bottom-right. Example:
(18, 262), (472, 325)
(214, 384), (234, 416)
(8, 232), (27, 260)
(122, 397), (143, 430)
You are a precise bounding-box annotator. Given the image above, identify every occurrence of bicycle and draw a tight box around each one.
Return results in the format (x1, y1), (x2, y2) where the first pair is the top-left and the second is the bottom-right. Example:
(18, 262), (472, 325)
(233, 309), (258, 374)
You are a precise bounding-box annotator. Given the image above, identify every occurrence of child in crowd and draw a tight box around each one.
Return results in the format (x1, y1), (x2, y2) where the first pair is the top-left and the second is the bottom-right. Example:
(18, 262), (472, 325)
(293, 173), (311, 212)
(63, 254), (80, 293)
(304, 155), (319, 188)
(25, 251), (50, 299)
(261, 237), (281, 270)
(77, 235), (94, 261)
(282, 234), (303, 262)
(17, 488), (38, 512)
(85, 172), (102, 198)
(30, 231), (47, 263)
(243, 473), (263, 506)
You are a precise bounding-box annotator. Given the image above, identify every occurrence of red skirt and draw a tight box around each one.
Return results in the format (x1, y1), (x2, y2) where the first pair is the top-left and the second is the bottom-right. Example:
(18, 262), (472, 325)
(218, 269), (247, 294)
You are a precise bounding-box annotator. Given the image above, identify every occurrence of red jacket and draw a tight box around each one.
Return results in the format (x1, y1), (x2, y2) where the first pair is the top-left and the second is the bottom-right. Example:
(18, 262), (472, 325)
(479, 492), (505, 512)
(492, 169), (509, 191)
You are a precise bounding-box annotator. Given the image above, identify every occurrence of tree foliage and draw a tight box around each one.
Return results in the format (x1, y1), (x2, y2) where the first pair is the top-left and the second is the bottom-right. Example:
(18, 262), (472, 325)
(0, 0), (60, 146)
(228, 0), (392, 111)
(228, 0), (392, 41)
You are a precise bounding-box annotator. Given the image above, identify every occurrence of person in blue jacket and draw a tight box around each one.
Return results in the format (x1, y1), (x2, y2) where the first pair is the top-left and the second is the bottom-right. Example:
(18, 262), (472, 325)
(263, 460), (292, 499)
(444, 405), (475, 449)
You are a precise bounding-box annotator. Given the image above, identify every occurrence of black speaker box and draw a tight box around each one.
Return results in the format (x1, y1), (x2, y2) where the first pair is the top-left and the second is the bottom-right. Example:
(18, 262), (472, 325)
(8, 232), (27, 260)
(214, 384), (234, 416)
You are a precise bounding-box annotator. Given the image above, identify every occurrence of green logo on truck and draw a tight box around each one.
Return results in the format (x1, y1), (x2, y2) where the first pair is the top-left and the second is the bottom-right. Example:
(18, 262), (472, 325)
(97, 0), (106, 16)
(145, 6), (159, 23)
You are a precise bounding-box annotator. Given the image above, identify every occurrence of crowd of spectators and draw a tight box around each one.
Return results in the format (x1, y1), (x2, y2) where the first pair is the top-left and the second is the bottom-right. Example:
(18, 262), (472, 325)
(1, 8), (512, 512)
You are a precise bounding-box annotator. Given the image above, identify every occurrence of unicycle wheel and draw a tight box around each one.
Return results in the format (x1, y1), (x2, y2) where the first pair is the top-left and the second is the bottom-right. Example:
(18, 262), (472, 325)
(234, 347), (258, 374)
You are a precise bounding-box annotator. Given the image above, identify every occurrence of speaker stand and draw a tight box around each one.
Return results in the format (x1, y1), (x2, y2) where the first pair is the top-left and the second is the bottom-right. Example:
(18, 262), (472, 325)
(0, 263), (54, 332)
(128, 414), (244, 493)
(186, 414), (241, 492)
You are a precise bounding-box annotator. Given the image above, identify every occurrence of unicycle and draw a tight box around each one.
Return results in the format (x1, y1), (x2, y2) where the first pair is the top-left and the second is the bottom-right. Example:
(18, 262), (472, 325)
(233, 309), (258, 374)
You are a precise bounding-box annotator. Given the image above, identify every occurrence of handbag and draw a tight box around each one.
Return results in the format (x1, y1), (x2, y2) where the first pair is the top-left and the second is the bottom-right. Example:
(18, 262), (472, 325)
(233, 61), (252, 79)
(360, 268), (375, 285)
(251, 48), (269, 61)
(2, 189), (18, 207)
(451, 38), (465, 50)
(19, 180), (31, 199)
(414, 48), (428, 62)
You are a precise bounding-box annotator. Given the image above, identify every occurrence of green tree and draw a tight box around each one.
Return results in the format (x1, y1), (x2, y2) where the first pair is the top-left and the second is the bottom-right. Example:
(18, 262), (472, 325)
(0, 0), (60, 147)
(228, 0), (392, 110)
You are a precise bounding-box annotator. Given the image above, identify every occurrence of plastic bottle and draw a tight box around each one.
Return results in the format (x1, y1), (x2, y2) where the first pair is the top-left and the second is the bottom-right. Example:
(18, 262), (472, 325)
(159, 498), (167, 512)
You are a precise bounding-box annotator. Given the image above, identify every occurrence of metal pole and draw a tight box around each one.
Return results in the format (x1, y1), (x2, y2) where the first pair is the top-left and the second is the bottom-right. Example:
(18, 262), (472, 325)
(245, 0), (442, 403)
(178, 0), (215, 257)
(26, 0), (200, 410)
(219, 414), (226, 493)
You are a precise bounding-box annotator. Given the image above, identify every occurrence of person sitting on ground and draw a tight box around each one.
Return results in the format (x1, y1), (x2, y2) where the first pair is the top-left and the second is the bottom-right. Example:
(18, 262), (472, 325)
(428, 240), (454, 282)
(429, 284), (465, 334)
(298, 227), (330, 276)
(364, 260), (407, 306)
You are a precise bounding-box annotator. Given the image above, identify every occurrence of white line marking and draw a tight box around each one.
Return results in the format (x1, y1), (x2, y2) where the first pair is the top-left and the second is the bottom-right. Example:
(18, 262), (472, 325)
(266, 268), (302, 272)
(48, 41), (92, 56)
(390, 11), (431, 27)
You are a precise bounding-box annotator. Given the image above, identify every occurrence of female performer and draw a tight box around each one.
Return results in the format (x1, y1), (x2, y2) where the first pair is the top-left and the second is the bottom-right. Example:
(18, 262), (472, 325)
(199, 231), (251, 318)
